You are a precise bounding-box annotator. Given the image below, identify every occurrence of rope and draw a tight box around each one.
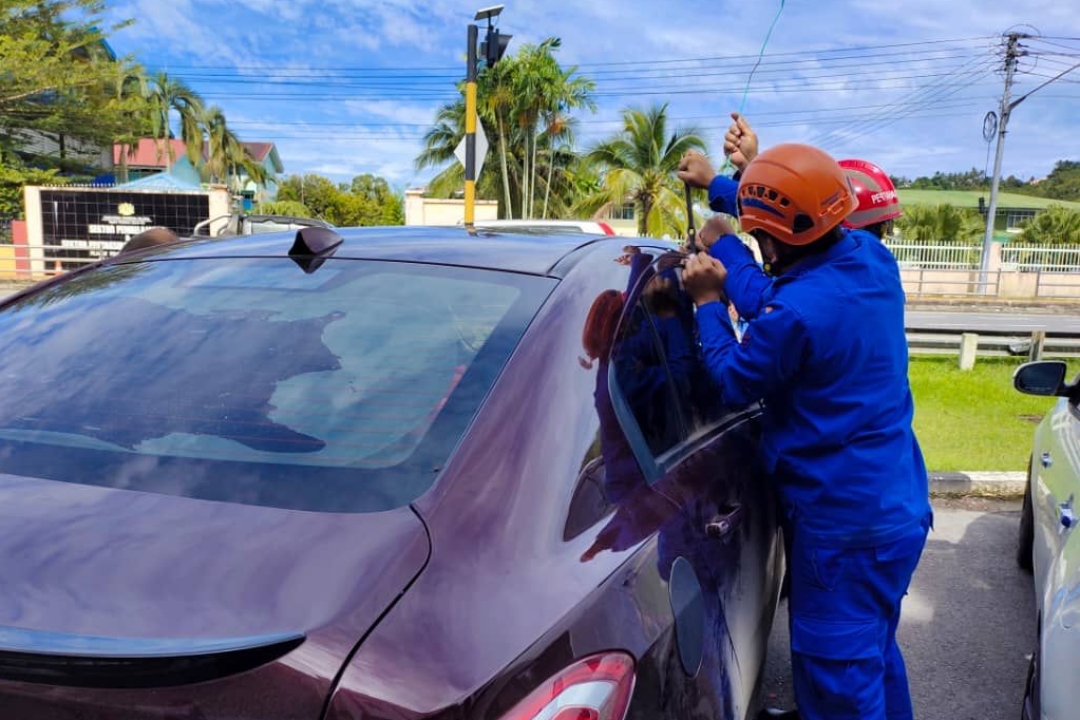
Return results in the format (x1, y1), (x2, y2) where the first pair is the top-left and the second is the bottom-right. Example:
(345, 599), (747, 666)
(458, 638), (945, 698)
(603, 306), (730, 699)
(721, 0), (787, 175)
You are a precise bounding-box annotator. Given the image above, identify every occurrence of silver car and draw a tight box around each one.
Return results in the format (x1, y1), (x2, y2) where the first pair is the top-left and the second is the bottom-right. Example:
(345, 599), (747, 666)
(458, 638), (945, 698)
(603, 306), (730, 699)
(1014, 360), (1080, 720)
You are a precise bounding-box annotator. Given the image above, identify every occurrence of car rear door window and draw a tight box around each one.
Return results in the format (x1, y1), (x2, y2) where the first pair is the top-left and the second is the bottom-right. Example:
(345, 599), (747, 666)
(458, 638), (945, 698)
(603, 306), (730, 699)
(609, 254), (751, 474)
(609, 290), (687, 463)
(0, 258), (553, 512)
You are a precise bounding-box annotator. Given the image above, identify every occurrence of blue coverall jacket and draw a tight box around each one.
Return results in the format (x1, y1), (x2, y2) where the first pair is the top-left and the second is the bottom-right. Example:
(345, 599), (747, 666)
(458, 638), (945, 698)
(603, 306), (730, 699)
(699, 172), (932, 720)
(699, 174), (931, 548)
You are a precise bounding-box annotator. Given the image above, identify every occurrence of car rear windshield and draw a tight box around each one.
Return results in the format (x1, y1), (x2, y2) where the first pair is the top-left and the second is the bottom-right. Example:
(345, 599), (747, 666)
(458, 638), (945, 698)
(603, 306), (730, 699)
(0, 257), (553, 512)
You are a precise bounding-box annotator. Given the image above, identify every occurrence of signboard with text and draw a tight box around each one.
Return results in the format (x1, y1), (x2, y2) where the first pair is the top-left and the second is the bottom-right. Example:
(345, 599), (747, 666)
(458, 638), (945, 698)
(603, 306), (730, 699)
(39, 189), (211, 264)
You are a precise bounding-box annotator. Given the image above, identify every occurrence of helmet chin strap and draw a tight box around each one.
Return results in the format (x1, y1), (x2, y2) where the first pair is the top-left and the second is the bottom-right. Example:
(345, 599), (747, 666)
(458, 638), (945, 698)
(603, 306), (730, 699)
(764, 228), (845, 276)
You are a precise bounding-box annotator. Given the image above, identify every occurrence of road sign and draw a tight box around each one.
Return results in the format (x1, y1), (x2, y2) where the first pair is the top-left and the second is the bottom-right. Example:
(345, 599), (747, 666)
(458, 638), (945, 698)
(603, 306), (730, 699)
(454, 115), (490, 180)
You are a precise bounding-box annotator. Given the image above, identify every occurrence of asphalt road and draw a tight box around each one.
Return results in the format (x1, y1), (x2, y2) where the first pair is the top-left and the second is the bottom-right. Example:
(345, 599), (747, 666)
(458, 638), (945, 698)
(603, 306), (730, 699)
(906, 310), (1080, 333)
(755, 498), (1037, 720)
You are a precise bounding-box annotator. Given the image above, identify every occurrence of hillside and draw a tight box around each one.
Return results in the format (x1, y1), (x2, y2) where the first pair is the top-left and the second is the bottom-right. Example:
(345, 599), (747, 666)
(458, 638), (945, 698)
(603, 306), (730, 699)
(898, 189), (1080, 211)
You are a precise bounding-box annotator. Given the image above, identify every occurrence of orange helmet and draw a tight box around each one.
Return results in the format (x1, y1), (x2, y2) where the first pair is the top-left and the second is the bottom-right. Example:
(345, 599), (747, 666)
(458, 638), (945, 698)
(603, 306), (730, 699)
(737, 143), (858, 246)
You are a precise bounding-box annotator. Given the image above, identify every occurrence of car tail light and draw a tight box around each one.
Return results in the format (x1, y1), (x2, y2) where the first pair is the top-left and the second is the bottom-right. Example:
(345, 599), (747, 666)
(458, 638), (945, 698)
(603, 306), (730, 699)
(597, 222), (616, 236)
(500, 653), (635, 720)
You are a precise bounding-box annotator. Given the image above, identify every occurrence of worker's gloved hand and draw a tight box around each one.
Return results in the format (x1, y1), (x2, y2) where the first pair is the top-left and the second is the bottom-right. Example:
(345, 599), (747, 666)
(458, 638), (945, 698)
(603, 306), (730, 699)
(682, 252), (728, 306)
(698, 215), (738, 251)
(678, 150), (716, 190)
(724, 112), (759, 172)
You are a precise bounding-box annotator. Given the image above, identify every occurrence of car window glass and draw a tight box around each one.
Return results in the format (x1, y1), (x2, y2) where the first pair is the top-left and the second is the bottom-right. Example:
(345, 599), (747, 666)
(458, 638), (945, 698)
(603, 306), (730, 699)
(0, 258), (553, 512)
(610, 290), (686, 460)
(622, 255), (750, 460)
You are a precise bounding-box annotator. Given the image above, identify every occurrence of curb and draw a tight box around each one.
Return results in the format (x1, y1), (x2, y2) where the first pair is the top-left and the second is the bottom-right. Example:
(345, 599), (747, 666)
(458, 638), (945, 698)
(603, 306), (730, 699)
(929, 471), (1026, 499)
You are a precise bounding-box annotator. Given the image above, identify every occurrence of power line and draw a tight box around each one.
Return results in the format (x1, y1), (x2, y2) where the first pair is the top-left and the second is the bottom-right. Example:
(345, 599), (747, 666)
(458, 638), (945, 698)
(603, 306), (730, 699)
(173, 51), (982, 87)
(219, 98), (991, 131)
(259, 115), (986, 142)
(190, 71), (1003, 102)
(1026, 37), (1080, 53)
(148, 35), (994, 73)
(805, 55), (997, 149)
(177, 61), (988, 97)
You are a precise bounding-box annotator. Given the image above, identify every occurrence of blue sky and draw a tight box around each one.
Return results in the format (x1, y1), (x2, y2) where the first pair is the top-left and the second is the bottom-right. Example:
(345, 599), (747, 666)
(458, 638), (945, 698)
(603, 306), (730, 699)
(104, 0), (1080, 189)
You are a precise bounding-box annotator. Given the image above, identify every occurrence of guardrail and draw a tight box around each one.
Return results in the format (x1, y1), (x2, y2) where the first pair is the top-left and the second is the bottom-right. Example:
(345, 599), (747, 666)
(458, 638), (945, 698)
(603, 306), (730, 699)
(906, 328), (1080, 361)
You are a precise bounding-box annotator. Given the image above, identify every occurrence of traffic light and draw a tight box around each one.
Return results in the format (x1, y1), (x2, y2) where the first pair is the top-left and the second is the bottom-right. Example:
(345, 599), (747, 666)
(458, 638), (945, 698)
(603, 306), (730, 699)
(480, 27), (512, 67)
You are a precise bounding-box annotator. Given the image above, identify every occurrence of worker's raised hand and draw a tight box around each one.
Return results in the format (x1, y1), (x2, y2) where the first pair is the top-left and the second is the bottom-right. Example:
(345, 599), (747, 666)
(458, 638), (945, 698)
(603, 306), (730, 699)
(682, 252), (728, 306)
(723, 112), (759, 172)
(678, 150), (716, 190)
(697, 215), (737, 251)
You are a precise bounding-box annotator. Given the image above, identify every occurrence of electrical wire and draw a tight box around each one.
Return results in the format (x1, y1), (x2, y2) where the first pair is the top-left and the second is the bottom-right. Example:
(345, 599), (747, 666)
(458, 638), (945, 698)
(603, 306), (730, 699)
(805, 55), (997, 150)
(147, 36), (995, 73)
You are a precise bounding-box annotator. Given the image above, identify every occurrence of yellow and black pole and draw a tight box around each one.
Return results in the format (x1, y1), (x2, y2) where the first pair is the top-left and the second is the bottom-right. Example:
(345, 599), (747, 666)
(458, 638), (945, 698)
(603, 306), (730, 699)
(464, 23), (479, 231)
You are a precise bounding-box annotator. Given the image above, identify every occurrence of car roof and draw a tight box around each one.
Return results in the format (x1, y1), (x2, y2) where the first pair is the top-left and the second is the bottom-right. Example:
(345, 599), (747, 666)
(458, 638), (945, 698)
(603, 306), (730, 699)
(126, 226), (612, 277)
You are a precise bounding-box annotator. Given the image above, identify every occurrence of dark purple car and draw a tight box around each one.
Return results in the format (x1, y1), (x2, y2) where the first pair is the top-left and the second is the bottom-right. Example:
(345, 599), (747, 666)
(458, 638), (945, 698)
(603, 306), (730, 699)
(0, 227), (783, 720)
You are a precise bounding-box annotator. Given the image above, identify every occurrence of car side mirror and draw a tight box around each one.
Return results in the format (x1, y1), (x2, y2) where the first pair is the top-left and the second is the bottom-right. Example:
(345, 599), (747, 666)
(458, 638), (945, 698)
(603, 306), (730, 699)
(1014, 361), (1069, 397)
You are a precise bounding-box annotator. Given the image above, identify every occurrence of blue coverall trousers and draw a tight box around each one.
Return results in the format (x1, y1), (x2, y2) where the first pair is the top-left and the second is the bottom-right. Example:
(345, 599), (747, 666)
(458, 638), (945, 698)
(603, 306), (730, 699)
(787, 515), (930, 720)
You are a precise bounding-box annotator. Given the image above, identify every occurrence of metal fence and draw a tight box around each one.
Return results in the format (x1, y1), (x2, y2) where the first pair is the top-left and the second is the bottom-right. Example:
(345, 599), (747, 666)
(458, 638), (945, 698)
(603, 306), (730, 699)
(883, 240), (1080, 272)
(1000, 244), (1080, 272)
(0, 243), (114, 281)
(883, 241), (982, 270)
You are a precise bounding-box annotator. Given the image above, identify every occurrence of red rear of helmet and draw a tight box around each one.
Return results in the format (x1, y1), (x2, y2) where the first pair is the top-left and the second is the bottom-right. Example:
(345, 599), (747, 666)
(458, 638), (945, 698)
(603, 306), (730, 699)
(839, 158), (903, 229)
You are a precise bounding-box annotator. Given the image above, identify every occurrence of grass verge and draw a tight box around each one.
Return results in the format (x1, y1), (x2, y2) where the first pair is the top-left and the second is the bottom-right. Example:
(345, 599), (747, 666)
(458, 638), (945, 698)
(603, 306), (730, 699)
(909, 355), (1054, 472)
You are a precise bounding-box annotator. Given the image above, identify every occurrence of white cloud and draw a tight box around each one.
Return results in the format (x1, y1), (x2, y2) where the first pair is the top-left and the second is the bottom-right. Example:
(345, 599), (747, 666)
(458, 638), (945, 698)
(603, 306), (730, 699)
(101, 0), (1080, 185)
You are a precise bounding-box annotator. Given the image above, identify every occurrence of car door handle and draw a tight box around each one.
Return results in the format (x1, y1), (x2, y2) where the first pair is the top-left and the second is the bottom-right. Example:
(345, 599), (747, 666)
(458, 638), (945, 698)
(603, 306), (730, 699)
(1062, 496), (1076, 529)
(705, 505), (743, 541)
(1042, 452), (1053, 468)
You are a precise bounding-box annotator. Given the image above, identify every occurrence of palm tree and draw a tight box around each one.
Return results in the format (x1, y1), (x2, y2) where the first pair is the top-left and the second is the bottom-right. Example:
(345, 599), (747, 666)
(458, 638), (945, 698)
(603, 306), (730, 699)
(415, 98), (507, 205)
(200, 106), (267, 192)
(511, 39), (595, 219)
(896, 204), (984, 244)
(480, 59), (517, 215)
(105, 64), (150, 183)
(416, 38), (594, 221)
(576, 104), (706, 237)
(146, 72), (204, 170)
(535, 65), (594, 219)
(1019, 205), (1080, 246)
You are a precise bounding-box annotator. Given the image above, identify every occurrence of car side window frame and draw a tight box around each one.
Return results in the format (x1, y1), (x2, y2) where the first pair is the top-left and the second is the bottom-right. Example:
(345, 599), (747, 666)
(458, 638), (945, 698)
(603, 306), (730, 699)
(607, 251), (761, 482)
(606, 254), (686, 483)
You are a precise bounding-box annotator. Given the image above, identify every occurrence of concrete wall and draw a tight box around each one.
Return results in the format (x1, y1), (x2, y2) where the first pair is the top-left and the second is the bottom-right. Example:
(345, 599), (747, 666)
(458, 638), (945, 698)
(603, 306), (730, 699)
(404, 190), (498, 226)
(900, 269), (982, 296)
(605, 218), (638, 237)
(0, 247), (21, 280)
(899, 267), (1080, 300)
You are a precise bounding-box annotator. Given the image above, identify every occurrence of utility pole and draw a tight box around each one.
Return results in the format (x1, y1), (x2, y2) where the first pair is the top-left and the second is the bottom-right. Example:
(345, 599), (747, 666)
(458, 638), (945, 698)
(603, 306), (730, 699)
(979, 32), (1025, 281)
(464, 23), (479, 230)
(462, 6), (510, 230)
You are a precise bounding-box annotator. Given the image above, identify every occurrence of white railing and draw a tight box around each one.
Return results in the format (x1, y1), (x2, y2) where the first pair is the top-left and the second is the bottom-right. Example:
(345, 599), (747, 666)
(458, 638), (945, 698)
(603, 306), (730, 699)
(1000, 244), (1080, 272)
(882, 241), (982, 270)
(882, 240), (1080, 272)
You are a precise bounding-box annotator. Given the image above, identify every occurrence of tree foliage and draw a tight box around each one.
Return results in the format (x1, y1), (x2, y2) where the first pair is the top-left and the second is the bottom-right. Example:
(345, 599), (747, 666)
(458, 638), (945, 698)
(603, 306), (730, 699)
(276, 173), (403, 226)
(257, 200), (312, 218)
(576, 104), (706, 238)
(895, 204), (985, 244)
(1025, 161), (1080, 202)
(416, 38), (595, 220)
(1, 1), (281, 210)
(1018, 205), (1080, 245)
(0, 153), (65, 221)
(0, 1), (138, 165)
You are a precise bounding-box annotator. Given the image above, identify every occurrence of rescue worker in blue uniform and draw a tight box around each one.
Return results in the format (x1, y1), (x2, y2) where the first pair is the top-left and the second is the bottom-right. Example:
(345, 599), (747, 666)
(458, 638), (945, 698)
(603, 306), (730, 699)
(679, 142), (932, 720)
(681, 112), (909, 322)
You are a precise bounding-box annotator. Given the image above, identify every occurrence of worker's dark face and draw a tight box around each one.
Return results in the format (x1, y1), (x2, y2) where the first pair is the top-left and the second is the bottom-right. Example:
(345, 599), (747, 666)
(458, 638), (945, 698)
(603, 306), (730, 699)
(753, 231), (780, 266)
